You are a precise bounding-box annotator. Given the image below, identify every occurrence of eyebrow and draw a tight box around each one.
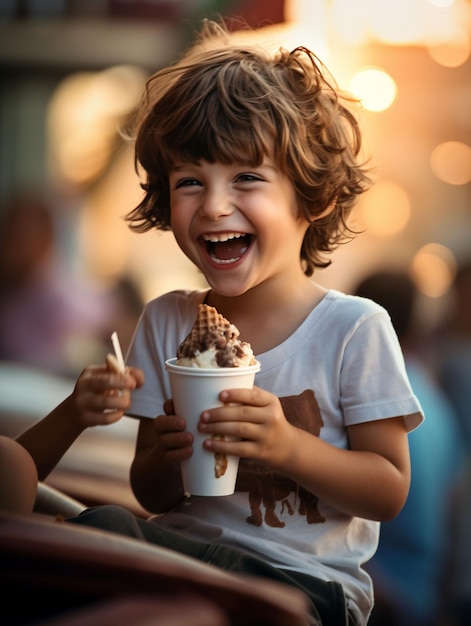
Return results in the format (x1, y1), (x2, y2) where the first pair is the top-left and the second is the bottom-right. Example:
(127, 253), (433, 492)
(170, 159), (278, 172)
(170, 160), (213, 175)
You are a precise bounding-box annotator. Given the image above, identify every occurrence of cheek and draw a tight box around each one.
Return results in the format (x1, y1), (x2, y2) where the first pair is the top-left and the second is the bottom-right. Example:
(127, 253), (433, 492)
(169, 201), (186, 236)
(170, 216), (187, 249)
(170, 207), (197, 256)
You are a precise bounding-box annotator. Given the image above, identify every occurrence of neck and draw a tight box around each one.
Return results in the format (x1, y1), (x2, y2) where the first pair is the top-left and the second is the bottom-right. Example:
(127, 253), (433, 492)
(206, 274), (327, 355)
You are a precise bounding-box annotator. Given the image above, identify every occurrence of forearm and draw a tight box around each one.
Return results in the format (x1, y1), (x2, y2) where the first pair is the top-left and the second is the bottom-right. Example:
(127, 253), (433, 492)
(130, 448), (185, 514)
(277, 422), (410, 522)
(15, 396), (86, 481)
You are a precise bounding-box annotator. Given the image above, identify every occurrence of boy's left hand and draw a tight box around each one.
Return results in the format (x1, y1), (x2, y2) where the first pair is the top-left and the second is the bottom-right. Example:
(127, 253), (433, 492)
(198, 386), (295, 470)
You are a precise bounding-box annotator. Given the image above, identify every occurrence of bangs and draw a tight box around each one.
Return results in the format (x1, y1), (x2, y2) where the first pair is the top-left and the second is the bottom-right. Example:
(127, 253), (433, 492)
(151, 55), (279, 168)
(164, 111), (271, 167)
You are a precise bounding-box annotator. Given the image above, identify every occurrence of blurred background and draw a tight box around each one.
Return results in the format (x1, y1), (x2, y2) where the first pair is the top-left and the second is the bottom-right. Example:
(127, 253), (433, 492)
(1, 0), (470, 361)
(0, 2), (470, 623)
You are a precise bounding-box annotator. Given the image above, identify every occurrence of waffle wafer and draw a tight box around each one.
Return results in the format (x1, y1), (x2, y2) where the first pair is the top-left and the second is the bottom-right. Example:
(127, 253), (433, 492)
(186, 304), (237, 353)
(176, 304), (254, 368)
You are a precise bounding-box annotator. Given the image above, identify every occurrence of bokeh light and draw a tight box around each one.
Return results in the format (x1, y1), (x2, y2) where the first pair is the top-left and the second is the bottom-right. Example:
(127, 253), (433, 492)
(350, 68), (397, 112)
(427, 29), (471, 67)
(47, 65), (147, 188)
(358, 181), (411, 236)
(411, 243), (457, 297)
(430, 141), (471, 185)
(428, 0), (455, 7)
(329, 0), (468, 46)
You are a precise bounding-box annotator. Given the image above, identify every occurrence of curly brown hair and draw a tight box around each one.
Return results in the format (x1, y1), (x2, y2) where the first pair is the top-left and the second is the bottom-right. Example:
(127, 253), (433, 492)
(125, 20), (372, 276)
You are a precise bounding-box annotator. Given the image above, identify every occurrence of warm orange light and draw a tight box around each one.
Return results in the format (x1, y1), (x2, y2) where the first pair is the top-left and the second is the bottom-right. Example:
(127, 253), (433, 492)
(350, 68), (397, 112)
(427, 31), (471, 67)
(328, 0), (469, 46)
(47, 65), (147, 187)
(358, 181), (411, 236)
(427, 0), (455, 7)
(411, 243), (457, 298)
(430, 141), (471, 185)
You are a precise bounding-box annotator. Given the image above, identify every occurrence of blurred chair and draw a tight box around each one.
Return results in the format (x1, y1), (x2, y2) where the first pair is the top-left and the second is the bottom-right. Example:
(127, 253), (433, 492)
(0, 510), (314, 626)
(34, 481), (85, 518)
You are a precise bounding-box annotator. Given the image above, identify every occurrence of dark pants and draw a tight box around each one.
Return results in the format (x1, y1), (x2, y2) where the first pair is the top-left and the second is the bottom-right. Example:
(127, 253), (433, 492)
(67, 505), (356, 626)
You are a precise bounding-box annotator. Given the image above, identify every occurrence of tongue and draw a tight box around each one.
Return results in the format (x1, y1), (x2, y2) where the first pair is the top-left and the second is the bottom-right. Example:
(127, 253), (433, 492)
(213, 237), (249, 261)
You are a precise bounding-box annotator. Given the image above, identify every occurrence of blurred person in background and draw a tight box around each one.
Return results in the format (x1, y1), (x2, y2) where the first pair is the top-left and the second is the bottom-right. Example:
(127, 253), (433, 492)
(0, 190), (118, 377)
(442, 456), (471, 626)
(105, 275), (145, 358)
(431, 259), (471, 626)
(433, 260), (471, 451)
(353, 270), (465, 626)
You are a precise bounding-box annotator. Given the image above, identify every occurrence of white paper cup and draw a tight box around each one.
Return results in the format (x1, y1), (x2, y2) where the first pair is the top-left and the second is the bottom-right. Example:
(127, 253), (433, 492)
(165, 358), (260, 496)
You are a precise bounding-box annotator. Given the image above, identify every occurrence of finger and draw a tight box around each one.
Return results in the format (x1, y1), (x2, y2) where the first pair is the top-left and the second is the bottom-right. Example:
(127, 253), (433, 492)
(78, 408), (125, 427)
(218, 385), (267, 406)
(203, 435), (254, 458)
(76, 388), (131, 414)
(77, 371), (137, 395)
(199, 417), (256, 441)
(106, 356), (145, 387)
(163, 398), (175, 415)
(99, 409), (126, 425)
(154, 414), (187, 434)
(160, 430), (194, 452)
(127, 366), (145, 387)
(162, 445), (193, 464)
(103, 389), (132, 408)
(200, 402), (260, 426)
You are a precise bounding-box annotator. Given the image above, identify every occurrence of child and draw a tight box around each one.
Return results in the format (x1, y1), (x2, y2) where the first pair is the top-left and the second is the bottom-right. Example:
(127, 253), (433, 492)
(0, 362), (144, 515)
(67, 20), (423, 626)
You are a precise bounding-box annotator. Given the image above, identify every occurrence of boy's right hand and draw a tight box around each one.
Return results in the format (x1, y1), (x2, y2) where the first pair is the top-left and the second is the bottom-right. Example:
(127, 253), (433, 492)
(152, 399), (194, 464)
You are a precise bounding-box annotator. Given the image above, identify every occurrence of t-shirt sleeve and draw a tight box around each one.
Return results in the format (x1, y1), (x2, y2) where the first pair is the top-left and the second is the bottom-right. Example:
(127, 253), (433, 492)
(124, 290), (204, 419)
(125, 304), (172, 419)
(340, 308), (424, 432)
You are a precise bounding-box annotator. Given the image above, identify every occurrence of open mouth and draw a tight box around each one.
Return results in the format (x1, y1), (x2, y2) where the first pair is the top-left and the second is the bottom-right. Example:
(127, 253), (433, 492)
(200, 232), (252, 264)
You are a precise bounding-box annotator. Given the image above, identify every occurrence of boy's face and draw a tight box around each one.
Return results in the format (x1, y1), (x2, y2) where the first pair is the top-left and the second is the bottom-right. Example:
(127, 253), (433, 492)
(168, 157), (310, 297)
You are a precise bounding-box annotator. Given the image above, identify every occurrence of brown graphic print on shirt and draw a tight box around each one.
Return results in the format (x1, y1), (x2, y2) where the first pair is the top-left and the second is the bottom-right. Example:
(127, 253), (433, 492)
(236, 389), (325, 527)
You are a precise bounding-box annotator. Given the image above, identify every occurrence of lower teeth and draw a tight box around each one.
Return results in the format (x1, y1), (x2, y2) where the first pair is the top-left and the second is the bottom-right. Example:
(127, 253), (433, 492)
(210, 254), (240, 264)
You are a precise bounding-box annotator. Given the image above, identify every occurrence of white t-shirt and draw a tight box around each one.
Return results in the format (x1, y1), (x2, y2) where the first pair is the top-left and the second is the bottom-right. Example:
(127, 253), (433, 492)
(126, 288), (423, 625)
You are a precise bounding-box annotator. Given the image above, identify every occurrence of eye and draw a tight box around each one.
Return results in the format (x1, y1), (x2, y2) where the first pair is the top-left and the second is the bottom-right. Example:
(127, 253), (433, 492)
(235, 172), (263, 183)
(174, 178), (201, 189)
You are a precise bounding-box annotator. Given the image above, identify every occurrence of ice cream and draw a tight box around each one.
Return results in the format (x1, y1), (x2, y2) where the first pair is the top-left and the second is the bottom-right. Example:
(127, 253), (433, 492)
(176, 304), (255, 368)
(173, 304), (257, 484)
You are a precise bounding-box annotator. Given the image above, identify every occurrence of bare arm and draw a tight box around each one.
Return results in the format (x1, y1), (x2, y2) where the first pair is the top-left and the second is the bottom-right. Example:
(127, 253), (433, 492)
(130, 402), (192, 514)
(16, 364), (144, 481)
(276, 416), (411, 520)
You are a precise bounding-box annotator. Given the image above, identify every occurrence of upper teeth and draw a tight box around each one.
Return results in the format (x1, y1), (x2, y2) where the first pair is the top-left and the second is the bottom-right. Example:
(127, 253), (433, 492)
(204, 233), (246, 243)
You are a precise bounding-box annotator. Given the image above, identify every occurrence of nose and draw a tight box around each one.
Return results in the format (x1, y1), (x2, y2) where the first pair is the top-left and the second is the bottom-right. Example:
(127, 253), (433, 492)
(198, 186), (233, 221)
